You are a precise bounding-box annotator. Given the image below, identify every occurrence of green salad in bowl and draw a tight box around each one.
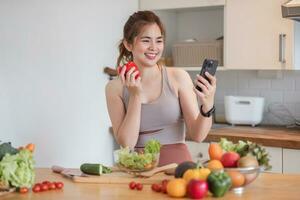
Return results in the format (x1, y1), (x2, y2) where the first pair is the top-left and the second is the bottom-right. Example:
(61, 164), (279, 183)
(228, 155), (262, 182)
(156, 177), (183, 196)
(114, 139), (161, 172)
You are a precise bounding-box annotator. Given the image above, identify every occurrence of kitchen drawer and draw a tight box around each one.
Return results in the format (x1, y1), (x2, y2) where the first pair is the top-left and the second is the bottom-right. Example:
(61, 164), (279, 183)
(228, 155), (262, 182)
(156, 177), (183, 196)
(186, 142), (210, 162)
(263, 146), (282, 173)
(283, 148), (300, 174)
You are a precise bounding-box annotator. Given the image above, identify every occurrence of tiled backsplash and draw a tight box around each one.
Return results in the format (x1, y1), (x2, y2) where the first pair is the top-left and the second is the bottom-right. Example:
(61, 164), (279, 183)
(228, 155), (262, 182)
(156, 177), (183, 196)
(190, 70), (300, 125)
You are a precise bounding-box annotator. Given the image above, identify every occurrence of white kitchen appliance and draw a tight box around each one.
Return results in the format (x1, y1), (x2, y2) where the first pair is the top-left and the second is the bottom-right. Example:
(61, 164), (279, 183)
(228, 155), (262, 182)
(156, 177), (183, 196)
(224, 96), (265, 127)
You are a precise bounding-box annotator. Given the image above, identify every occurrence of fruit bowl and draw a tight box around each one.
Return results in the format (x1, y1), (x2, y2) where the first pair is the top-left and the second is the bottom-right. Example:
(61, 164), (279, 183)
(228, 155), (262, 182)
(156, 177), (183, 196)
(113, 148), (160, 172)
(221, 166), (263, 194)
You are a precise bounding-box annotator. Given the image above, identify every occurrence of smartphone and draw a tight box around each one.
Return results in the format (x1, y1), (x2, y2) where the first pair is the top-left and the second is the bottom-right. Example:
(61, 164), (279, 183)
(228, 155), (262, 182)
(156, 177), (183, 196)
(196, 59), (218, 92)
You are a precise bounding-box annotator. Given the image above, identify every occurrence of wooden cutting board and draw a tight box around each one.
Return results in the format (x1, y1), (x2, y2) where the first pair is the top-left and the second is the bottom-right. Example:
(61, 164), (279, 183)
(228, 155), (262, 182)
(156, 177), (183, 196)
(53, 166), (173, 185)
(72, 171), (171, 184)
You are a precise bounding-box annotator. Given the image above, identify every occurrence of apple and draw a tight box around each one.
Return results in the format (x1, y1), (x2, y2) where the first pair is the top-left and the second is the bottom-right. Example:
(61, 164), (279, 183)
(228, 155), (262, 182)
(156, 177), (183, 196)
(187, 179), (208, 199)
(221, 152), (240, 168)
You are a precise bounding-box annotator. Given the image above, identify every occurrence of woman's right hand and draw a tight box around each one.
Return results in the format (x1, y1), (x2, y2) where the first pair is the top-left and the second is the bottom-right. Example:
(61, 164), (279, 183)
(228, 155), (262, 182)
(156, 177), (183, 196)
(119, 65), (142, 96)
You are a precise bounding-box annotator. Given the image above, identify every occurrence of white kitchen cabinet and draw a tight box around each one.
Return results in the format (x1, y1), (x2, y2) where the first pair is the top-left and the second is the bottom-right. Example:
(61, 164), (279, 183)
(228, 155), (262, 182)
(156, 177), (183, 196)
(283, 148), (300, 174)
(139, 0), (225, 11)
(225, 0), (294, 69)
(139, 0), (225, 69)
(263, 146), (282, 173)
(186, 141), (210, 162)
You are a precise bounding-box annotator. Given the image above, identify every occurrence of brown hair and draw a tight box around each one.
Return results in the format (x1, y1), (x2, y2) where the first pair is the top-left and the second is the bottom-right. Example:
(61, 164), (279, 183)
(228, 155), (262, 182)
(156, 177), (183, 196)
(117, 10), (165, 66)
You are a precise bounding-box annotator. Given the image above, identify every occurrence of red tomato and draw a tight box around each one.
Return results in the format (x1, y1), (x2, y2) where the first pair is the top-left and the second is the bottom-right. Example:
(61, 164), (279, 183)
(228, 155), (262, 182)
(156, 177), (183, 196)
(55, 182), (64, 189)
(42, 181), (51, 185)
(41, 184), (49, 191)
(129, 181), (136, 190)
(48, 182), (56, 190)
(117, 62), (140, 79)
(32, 185), (41, 193)
(19, 187), (29, 194)
(187, 179), (209, 199)
(136, 183), (143, 191)
(161, 179), (169, 193)
(34, 183), (42, 188)
(151, 184), (161, 192)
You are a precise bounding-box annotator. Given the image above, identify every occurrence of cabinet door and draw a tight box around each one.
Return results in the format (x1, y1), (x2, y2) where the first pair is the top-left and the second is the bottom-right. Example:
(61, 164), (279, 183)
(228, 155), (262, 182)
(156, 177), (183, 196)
(263, 146), (282, 173)
(186, 142), (210, 162)
(139, 0), (225, 10)
(283, 148), (300, 174)
(225, 0), (294, 69)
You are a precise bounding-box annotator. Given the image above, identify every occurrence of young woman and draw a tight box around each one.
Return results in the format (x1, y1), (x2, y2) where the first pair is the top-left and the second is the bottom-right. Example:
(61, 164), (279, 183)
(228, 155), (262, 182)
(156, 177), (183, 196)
(106, 11), (217, 166)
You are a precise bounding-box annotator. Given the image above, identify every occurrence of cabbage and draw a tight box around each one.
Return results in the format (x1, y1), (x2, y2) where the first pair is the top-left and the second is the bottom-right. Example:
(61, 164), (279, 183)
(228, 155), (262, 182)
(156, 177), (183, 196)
(0, 149), (35, 188)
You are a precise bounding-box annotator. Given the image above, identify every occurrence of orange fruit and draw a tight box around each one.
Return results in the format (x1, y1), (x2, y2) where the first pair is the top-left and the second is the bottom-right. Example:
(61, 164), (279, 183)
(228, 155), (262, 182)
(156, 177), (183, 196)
(227, 171), (245, 188)
(208, 143), (223, 160)
(25, 143), (35, 152)
(207, 160), (224, 171)
(166, 178), (187, 198)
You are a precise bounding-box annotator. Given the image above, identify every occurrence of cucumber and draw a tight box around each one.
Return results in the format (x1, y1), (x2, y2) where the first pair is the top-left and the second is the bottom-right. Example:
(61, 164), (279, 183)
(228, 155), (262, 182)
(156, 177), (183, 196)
(80, 163), (112, 175)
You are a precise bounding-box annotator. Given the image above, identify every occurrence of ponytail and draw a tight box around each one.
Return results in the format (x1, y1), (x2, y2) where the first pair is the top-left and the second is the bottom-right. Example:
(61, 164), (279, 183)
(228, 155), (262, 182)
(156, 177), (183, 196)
(117, 40), (132, 67)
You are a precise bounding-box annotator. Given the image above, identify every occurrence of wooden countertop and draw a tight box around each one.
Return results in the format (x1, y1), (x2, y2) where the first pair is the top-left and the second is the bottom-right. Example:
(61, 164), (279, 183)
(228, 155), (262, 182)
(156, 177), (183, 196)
(2, 168), (300, 200)
(204, 126), (300, 149)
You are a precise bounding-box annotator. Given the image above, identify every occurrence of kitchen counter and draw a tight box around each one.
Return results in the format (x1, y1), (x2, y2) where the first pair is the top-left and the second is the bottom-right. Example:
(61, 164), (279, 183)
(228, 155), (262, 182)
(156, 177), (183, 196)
(204, 125), (300, 149)
(2, 168), (300, 200)
(109, 125), (300, 149)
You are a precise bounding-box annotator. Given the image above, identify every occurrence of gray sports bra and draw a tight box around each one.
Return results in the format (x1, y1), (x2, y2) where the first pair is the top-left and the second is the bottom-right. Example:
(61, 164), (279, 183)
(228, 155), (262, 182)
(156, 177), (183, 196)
(122, 66), (185, 147)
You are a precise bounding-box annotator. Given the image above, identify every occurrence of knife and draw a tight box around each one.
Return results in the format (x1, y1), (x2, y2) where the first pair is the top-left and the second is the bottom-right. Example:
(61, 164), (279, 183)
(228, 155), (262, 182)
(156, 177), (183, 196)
(51, 165), (89, 178)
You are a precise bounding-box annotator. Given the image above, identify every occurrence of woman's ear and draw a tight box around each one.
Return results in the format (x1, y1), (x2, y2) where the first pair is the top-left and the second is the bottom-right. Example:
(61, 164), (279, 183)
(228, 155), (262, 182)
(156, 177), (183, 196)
(123, 40), (132, 52)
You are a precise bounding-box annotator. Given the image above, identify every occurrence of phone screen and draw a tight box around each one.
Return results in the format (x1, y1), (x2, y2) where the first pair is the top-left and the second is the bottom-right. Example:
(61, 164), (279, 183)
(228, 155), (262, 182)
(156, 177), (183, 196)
(196, 59), (218, 91)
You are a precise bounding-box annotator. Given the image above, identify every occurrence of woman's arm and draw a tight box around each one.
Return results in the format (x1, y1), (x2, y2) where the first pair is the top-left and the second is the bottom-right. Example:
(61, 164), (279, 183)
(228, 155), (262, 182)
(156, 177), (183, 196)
(169, 68), (216, 142)
(105, 67), (142, 149)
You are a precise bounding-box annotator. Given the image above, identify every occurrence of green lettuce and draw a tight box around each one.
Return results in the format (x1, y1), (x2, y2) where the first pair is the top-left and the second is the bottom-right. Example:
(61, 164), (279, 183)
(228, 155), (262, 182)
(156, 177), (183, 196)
(144, 139), (161, 154)
(0, 149), (35, 188)
(116, 140), (161, 170)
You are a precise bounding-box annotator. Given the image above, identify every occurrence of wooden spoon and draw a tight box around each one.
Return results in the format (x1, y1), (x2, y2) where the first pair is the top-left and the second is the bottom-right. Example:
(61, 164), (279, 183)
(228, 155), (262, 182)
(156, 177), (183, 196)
(135, 163), (178, 178)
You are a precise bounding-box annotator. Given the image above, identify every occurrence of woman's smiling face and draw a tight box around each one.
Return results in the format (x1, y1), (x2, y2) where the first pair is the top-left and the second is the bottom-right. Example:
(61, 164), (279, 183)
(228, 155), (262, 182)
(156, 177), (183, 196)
(126, 23), (164, 68)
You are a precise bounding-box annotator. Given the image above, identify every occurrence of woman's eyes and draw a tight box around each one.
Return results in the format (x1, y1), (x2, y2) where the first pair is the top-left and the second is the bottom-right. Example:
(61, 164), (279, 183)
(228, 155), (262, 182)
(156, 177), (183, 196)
(141, 40), (163, 43)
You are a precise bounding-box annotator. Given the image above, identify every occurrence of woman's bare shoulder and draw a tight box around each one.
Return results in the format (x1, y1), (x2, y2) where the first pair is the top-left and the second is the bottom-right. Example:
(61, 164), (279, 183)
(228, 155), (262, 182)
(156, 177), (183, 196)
(165, 67), (191, 83)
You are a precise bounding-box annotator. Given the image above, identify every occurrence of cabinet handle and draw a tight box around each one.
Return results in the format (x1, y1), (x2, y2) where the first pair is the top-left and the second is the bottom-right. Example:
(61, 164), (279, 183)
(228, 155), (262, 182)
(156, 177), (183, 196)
(279, 34), (286, 63)
(197, 152), (203, 158)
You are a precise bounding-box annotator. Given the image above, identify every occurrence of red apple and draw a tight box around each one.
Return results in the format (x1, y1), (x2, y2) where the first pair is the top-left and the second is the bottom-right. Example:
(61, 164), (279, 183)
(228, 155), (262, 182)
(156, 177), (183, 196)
(187, 179), (209, 199)
(221, 152), (240, 168)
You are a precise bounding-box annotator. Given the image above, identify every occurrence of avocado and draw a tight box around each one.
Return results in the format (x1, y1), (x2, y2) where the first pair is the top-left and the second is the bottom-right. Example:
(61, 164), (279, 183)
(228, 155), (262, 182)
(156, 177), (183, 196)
(174, 161), (196, 178)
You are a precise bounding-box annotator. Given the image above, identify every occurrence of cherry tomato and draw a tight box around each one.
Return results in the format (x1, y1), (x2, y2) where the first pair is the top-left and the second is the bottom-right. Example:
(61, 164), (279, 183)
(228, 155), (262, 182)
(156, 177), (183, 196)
(34, 183), (42, 187)
(41, 184), (49, 191)
(136, 183), (143, 191)
(42, 181), (51, 185)
(19, 187), (29, 194)
(161, 179), (169, 193)
(55, 182), (64, 189)
(151, 184), (161, 192)
(48, 182), (56, 190)
(32, 185), (41, 193)
(129, 181), (136, 190)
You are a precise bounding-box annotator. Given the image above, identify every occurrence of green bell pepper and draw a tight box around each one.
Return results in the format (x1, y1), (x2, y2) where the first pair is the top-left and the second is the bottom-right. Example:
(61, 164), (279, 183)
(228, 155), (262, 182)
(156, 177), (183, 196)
(207, 171), (232, 197)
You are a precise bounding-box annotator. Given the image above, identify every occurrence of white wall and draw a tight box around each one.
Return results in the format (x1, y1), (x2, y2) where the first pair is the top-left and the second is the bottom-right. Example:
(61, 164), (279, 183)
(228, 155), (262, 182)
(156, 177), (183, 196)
(188, 70), (300, 126)
(295, 21), (300, 69)
(0, 0), (138, 167)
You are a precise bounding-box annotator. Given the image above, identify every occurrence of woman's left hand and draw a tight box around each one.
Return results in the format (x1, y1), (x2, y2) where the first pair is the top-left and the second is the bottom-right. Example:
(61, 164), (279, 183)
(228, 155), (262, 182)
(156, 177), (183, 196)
(193, 72), (217, 113)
